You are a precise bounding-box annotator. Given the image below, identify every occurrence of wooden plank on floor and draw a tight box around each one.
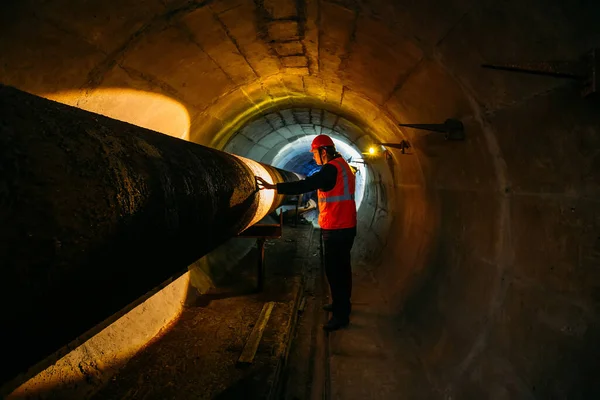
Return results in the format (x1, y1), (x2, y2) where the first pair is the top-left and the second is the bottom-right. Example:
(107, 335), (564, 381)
(238, 302), (275, 365)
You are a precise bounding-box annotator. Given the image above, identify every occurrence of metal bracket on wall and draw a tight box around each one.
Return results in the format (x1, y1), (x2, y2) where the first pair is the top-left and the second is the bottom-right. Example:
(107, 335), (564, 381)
(398, 119), (465, 141)
(481, 48), (599, 97)
(380, 140), (412, 154)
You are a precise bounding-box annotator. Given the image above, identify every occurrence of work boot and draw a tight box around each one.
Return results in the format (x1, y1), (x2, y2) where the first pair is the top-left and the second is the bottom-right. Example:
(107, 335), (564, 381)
(323, 317), (349, 332)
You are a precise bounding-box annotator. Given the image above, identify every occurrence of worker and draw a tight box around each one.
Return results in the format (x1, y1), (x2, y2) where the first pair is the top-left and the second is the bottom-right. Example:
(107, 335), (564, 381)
(256, 134), (356, 332)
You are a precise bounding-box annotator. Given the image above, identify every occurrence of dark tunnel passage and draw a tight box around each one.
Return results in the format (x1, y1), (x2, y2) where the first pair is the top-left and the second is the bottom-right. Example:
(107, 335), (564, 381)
(1, 0), (600, 398)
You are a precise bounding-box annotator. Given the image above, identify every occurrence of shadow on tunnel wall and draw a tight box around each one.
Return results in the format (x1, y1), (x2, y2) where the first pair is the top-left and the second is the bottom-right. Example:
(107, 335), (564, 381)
(386, 86), (600, 398)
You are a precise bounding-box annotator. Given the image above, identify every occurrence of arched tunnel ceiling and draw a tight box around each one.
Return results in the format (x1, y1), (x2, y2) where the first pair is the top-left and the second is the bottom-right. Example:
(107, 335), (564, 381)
(2, 0), (598, 149)
(221, 107), (370, 209)
(223, 108), (370, 165)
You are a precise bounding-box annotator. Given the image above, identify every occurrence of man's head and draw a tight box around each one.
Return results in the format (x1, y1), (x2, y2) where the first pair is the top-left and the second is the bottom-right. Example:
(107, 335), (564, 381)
(310, 134), (336, 165)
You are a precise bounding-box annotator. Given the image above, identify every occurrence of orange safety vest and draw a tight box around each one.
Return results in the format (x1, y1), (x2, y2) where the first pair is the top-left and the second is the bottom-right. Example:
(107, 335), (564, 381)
(318, 157), (356, 229)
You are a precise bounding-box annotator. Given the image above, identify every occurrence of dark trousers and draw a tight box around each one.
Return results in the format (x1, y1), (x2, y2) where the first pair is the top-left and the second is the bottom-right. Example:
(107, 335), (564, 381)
(322, 228), (355, 322)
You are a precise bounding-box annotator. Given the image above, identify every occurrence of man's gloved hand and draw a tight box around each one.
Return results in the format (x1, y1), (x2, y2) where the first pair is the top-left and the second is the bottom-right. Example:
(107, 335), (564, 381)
(255, 176), (276, 190)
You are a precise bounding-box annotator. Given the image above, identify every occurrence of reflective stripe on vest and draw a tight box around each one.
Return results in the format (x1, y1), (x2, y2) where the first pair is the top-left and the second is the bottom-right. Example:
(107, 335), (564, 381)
(317, 157), (356, 230)
(318, 160), (355, 203)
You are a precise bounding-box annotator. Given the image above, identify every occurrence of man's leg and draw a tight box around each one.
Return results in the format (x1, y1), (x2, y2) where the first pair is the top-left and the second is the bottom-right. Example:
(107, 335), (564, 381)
(323, 237), (354, 329)
(323, 237), (339, 314)
(336, 236), (354, 321)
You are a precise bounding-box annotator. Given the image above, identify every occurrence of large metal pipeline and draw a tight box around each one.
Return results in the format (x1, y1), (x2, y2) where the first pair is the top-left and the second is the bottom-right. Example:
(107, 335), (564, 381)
(0, 85), (299, 388)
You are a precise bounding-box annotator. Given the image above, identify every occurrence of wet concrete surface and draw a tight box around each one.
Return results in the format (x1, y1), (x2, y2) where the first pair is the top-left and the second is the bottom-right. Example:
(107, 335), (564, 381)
(283, 236), (435, 400)
(328, 270), (434, 400)
(92, 223), (317, 400)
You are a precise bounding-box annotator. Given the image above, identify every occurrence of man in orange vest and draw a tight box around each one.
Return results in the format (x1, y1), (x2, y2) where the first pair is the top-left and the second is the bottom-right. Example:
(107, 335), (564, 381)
(256, 134), (356, 331)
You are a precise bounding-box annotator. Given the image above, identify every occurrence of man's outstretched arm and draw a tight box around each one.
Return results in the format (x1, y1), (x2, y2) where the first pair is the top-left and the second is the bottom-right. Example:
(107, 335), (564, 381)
(256, 165), (337, 194)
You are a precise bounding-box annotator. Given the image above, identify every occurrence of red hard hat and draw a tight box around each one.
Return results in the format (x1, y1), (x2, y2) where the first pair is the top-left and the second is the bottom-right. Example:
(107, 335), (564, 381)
(311, 134), (335, 151)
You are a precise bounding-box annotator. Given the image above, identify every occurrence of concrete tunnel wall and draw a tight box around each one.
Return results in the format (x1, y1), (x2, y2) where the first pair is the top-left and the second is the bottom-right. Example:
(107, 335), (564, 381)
(1, 0), (600, 398)
(221, 107), (387, 273)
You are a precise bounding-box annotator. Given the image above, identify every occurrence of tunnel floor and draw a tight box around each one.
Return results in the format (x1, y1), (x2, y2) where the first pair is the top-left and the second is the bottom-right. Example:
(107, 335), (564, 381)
(91, 222), (432, 399)
(91, 223), (312, 400)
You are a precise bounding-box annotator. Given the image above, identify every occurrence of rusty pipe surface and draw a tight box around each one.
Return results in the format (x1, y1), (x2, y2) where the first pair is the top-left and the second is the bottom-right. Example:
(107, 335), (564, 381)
(0, 85), (299, 388)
